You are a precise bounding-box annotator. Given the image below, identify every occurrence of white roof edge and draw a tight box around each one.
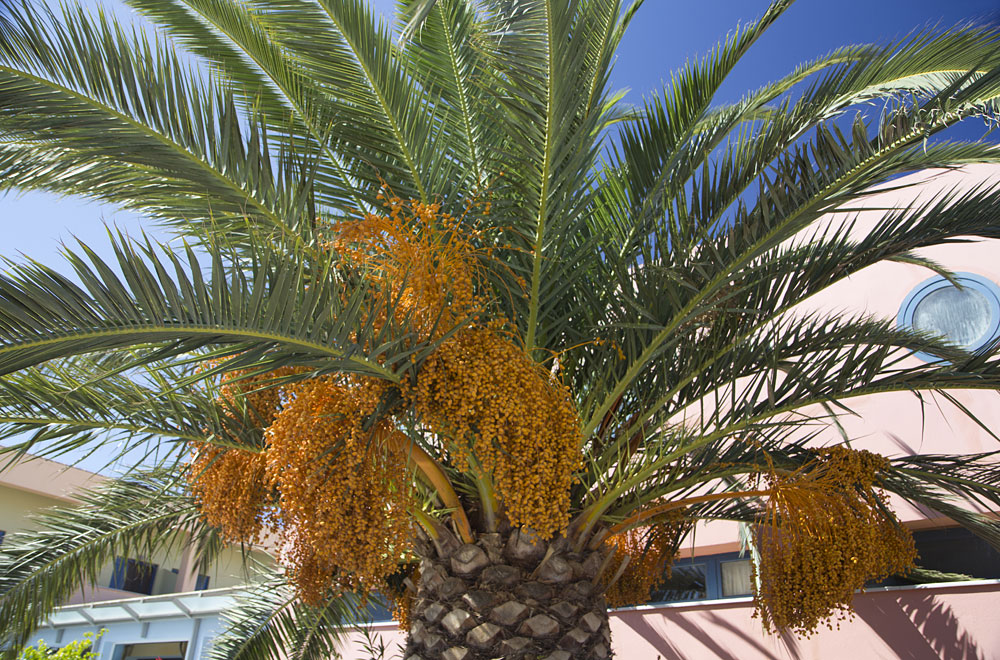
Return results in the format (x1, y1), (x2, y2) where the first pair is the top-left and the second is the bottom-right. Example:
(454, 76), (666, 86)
(52, 586), (242, 615)
(0, 453), (107, 502)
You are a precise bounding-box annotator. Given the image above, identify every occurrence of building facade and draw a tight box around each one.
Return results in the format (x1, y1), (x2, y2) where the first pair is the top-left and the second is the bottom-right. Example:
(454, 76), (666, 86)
(0, 457), (258, 660)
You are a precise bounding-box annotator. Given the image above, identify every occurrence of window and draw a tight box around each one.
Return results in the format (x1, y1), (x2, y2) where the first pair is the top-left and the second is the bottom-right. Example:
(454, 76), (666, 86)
(870, 526), (1000, 588)
(195, 573), (211, 590)
(911, 527), (1000, 580)
(650, 562), (707, 602)
(110, 557), (158, 595)
(644, 552), (754, 606)
(0, 530), (5, 546)
(898, 273), (1000, 360)
(720, 558), (753, 597)
(120, 641), (187, 660)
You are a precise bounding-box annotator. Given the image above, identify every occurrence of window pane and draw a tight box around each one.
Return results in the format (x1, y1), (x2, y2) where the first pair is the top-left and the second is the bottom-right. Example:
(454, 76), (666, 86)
(912, 527), (1000, 579)
(650, 563), (707, 602)
(122, 559), (157, 595)
(721, 559), (753, 597)
(912, 285), (991, 347)
(121, 641), (187, 660)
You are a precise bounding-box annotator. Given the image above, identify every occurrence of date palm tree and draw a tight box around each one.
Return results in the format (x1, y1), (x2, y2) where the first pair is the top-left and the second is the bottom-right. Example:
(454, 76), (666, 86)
(2, 0), (1000, 658)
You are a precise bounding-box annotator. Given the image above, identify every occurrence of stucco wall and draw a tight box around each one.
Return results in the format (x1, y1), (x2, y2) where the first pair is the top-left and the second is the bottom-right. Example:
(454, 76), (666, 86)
(676, 165), (1000, 554)
(1, 458), (272, 600)
(337, 581), (1000, 659)
(0, 484), (63, 537)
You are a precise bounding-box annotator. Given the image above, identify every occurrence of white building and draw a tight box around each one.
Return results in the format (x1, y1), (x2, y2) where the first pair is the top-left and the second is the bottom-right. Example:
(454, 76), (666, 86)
(1, 456), (255, 660)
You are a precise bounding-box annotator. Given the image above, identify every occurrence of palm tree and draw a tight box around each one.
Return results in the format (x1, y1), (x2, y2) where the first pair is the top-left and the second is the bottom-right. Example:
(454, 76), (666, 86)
(2, 0), (1000, 657)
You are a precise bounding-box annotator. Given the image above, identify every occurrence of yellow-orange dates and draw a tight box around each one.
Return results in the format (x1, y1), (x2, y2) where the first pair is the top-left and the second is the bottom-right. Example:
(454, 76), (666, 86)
(603, 514), (687, 608)
(412, 326), (583, 538)
(188, 442), (269, 544)
(266, 377), (414, 604)
(187, 194), (584, 604)
(753, 447), (916, 634)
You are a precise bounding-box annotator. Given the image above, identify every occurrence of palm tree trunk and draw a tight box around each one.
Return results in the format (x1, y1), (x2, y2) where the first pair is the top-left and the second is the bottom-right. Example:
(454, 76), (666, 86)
(403, 527), (613, 660)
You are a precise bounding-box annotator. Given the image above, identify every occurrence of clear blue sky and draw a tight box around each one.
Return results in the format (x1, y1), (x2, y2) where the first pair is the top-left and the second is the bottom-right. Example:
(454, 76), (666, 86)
(2, 0), (998, 472)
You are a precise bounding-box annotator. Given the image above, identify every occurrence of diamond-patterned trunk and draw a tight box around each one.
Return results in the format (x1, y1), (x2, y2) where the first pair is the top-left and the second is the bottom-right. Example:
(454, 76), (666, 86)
(404, 527), (614, 660)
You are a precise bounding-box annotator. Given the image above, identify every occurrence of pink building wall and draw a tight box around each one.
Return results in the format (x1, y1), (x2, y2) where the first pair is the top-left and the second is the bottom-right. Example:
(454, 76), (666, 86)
(338, 580), (1000, 659)
(610, 580), (1000, 660)
(796, 164), (1000, 464)
(685, 164), (1000, 552)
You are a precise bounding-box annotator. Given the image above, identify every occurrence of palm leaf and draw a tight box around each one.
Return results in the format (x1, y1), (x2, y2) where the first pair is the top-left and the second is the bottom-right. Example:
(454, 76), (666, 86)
(205, 573), (368, 660)
(0, 234), (404, 381)
(0, 2), (309, 245)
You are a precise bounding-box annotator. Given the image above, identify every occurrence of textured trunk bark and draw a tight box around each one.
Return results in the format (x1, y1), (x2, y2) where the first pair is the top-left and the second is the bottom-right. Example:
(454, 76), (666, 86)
(403, 526), (614, 660)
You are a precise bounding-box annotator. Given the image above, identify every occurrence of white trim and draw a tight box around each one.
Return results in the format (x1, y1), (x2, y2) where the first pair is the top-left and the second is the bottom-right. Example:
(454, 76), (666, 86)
(47, 586), (240, 625)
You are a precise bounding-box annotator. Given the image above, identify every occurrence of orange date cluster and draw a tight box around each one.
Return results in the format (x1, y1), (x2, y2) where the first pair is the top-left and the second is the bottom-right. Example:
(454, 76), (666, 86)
(187, 194), (585, 604)
(753, 447), (916, 634)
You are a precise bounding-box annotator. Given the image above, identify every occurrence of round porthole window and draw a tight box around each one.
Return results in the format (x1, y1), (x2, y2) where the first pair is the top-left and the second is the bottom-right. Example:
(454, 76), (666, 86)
(897, 272), (1000, 360)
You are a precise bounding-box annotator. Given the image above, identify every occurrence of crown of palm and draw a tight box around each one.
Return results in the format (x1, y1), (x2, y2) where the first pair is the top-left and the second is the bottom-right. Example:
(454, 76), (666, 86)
(1, 0), (1000, 655)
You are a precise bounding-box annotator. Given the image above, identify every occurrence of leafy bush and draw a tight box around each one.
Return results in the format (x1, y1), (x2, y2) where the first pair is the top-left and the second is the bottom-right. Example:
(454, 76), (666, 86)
(18, 630), (105, 660)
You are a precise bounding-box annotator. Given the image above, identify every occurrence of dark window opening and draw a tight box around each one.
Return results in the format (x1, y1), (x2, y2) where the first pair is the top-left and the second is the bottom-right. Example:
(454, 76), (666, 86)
(912, 527), (1000, 579)
(650, 562), (707, 603)
(871, 527), (1000, 587)
(110, 557), (158, 595)
(120, 641), (187, 660)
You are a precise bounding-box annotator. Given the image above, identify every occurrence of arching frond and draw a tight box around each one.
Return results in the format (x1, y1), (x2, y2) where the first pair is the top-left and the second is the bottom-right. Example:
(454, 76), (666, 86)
(0, 234), (407, 381)
(0, 2), (312, 245)
(205, 573), (369, 660)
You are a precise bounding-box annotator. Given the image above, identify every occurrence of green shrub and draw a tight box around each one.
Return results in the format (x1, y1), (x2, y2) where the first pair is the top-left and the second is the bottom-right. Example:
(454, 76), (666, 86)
(18, 630), (105, 660)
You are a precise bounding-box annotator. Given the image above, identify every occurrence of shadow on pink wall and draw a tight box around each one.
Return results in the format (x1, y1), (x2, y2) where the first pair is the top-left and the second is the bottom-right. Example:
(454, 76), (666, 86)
(607, 581), (1000, 660)
(854, 590), (988, 660)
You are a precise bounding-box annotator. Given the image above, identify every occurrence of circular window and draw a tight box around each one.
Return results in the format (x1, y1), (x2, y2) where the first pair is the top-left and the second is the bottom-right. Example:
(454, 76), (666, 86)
(897, 273), (1000, 360)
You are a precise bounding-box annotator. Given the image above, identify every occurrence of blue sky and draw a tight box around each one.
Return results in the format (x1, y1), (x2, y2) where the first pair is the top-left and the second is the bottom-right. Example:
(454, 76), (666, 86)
(2, 0), (998, 472)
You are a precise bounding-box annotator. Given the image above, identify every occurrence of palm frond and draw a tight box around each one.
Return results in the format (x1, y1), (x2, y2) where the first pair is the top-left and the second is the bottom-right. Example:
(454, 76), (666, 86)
(583, 62), (1000, 439)
(263, 0), (448, 203)
(480, 0), (628, 354)
(0, 2), (310, 244)
(122, 0), (371, 213)
(0, 234), (404, 381)
(881, 453), (1000, 549)
(205, 573), (367, 660)
(0, 353), (269, 468)
(399, 0), (493, 193)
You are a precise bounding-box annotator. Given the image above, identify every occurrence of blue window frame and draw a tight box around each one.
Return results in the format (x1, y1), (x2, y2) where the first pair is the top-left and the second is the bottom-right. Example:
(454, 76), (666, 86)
(650, 558), (708, 603)
(109, 557), (126, 589)
(647, 552), (753, 605)
(898, 273), (1000, 361)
